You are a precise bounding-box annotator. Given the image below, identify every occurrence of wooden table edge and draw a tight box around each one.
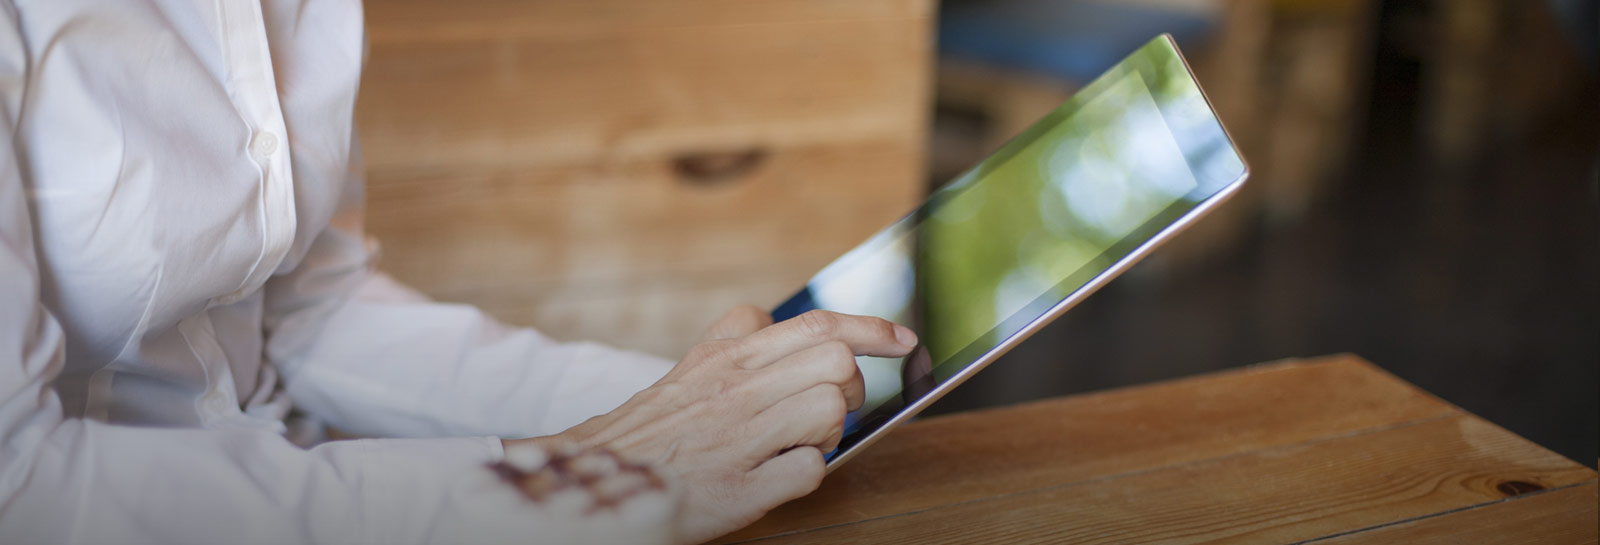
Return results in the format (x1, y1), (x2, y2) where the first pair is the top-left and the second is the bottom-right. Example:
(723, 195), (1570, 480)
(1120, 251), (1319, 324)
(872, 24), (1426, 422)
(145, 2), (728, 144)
(715, 354), (1597, 544)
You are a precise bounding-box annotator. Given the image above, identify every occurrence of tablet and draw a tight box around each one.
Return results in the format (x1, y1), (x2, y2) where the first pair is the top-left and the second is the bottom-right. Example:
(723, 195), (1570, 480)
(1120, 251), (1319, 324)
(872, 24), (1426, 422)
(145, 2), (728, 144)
(770, 35), (1248, 470)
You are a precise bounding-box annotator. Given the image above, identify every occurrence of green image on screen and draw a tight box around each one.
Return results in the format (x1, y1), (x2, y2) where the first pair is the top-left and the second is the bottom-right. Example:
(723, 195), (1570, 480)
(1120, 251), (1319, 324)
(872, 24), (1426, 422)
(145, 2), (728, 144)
(770, 36), (1246, 455)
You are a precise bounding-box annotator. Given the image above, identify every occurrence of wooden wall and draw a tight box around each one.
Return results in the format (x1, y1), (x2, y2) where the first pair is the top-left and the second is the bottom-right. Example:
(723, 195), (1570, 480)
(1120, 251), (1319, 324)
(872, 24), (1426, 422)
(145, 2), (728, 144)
(357, 1), (934, 357)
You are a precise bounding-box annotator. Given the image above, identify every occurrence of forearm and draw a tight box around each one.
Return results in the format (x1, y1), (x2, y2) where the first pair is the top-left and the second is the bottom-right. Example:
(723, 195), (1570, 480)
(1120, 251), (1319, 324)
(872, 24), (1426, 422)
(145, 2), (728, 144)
(0, 418), (676, 543)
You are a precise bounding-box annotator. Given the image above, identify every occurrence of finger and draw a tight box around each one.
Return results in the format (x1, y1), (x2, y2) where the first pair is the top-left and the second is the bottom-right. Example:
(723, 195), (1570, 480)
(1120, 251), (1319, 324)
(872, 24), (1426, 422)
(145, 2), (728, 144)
(743, 446), (826, 511)
(737, 310), (917, 368)
(745, 383), (849, 457)
(701, 305), (774, 341)
(740, 341), (866, 411)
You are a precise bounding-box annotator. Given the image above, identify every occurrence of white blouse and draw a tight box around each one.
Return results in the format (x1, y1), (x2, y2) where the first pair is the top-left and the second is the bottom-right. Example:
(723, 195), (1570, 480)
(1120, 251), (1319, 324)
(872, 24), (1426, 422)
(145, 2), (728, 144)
(0, 0), (677, 542)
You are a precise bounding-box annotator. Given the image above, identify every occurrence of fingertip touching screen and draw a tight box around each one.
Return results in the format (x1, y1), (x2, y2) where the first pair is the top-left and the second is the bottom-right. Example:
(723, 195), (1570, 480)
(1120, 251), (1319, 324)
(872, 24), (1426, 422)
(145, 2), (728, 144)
(771, 36), (1246, 461)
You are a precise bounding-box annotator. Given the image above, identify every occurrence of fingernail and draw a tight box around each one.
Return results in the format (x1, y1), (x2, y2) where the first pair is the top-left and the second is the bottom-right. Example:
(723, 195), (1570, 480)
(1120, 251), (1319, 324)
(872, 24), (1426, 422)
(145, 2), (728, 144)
(893, 325), (918, 348)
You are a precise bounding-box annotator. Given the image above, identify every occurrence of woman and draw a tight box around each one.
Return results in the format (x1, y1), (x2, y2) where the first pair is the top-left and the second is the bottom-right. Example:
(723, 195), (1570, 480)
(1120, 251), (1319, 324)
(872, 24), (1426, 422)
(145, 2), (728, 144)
(0, 1), (915, 543)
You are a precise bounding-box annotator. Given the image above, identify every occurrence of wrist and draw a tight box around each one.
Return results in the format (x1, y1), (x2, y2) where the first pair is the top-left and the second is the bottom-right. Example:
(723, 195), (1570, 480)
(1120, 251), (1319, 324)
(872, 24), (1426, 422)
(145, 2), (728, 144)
(502, 435), (562, 453)
(503, 418), (602, 454)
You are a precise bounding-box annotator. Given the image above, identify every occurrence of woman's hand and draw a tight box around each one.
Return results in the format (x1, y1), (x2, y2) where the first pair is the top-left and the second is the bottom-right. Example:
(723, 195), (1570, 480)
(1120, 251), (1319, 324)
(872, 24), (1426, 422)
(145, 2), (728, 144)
(506, 307), (916, 544)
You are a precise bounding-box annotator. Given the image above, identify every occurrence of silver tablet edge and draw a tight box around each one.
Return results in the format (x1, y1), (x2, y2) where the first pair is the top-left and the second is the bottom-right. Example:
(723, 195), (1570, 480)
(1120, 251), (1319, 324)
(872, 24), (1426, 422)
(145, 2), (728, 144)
(823, 34), (1252, 472)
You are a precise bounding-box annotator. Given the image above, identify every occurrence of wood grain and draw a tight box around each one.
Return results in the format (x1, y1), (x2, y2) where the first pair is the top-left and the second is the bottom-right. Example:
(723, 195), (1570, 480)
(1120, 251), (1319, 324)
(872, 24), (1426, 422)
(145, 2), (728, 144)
(737, 415), (1593, 544)
(717, 355), (1455, 541)
(714, 355), (1598, 544)
(356, 0), (932, 356)
(365, 142), (918, 296)
(362, 1), (934, 46)
(358, 0), (931, 176)
(1316, 480), (1598, 544)
(364, 142), (919, 356)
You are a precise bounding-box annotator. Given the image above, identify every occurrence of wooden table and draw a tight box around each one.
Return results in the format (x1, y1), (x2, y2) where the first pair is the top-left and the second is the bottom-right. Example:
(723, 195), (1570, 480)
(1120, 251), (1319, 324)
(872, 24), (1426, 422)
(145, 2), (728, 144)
(714, 355), (1598, 544)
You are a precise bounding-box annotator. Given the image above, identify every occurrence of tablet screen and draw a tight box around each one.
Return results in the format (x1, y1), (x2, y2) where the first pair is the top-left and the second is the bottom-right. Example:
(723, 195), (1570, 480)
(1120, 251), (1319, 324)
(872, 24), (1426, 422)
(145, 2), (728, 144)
(772, 36), (1245, 459)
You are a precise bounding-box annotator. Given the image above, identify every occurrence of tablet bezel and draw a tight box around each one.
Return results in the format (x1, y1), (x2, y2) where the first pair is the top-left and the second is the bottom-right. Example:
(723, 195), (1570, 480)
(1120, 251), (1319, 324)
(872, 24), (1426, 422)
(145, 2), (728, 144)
(819, 34), (1251, 470)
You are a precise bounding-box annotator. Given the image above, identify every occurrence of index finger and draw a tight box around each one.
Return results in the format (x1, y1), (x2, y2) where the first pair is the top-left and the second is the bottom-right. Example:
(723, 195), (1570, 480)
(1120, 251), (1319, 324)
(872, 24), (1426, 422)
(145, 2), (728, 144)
(736, 310), (917, 369)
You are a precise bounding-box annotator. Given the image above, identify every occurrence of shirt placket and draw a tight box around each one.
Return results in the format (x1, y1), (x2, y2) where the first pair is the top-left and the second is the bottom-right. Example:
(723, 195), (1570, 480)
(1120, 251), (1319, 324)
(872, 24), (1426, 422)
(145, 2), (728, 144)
(215, 0), (296, 306)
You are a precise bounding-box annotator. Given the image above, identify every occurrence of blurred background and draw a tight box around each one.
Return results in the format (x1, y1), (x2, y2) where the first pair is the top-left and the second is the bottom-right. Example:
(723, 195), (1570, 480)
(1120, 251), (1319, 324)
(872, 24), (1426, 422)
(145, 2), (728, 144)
(356, 0), (1597, 464)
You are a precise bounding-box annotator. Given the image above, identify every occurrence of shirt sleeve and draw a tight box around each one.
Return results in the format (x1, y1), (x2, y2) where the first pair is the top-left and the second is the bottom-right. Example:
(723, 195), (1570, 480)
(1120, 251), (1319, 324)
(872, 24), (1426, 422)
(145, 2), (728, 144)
(256, 62), (672, 443)
(268, 271), (676, 440)
(0, 5), (676, 542)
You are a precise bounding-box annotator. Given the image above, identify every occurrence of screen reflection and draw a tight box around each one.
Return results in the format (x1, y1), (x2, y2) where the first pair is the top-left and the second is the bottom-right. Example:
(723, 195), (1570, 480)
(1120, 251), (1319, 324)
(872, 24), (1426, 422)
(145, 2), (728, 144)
(772, 36), (1245, 459)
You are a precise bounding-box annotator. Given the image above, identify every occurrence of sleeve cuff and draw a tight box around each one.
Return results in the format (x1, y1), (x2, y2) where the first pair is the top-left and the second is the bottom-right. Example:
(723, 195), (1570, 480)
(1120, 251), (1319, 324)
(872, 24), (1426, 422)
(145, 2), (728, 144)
(539, 342), (673, 435)
(339, 437), (675, 544)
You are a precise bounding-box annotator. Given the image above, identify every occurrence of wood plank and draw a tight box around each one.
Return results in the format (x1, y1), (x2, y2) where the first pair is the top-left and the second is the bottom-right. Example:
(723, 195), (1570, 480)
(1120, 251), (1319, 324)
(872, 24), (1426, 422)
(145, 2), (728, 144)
(716, 356), (1460, 542)
(365, 140), (917, 291)
(462, 264), (808, 358)
(1312, 480), (1597, 544)
(364, 0), (934, 44)
(365, 141), (918, 356)
(359, 1), (931, 175)
(734, 415), (1596, 544)
(356, 1), (932, 355)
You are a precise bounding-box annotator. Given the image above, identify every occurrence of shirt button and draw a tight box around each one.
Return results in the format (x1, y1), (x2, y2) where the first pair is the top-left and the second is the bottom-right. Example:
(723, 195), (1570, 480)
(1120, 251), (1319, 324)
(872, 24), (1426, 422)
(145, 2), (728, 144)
(250, 131), (280, 158)
(202, 392), (232, 413)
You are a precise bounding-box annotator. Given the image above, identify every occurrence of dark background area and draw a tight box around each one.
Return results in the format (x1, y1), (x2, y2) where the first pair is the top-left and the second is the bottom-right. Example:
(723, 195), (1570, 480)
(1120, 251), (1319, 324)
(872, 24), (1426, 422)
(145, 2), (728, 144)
(923, 0), (1599, 466)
